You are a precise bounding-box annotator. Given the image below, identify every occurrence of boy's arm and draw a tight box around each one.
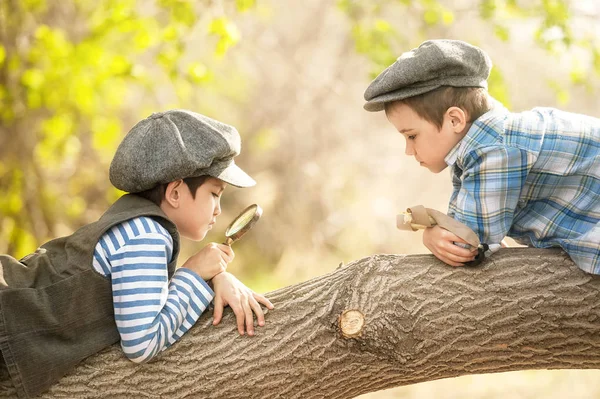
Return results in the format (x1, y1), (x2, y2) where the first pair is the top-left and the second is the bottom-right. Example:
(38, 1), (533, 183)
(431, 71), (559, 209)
(423, 145), (532, 267)
(449, 145), (535, 246)
(108, 231), (214, 363)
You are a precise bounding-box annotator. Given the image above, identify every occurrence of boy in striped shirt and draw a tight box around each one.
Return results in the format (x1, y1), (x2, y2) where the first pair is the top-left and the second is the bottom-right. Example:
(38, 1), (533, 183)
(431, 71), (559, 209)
(105, 109), (275, 362)
(0, 109), (273, 398)
(363, 39), (599, 274)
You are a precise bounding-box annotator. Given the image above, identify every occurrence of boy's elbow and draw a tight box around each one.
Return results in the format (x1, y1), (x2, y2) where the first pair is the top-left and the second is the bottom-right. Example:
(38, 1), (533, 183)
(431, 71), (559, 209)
(126, 354), (148, 364)
(121, 345), (158, 364)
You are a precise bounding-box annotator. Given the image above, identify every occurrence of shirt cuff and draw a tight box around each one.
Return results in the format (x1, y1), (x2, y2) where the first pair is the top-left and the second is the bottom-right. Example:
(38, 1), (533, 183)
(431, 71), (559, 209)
(175, 267), (215, 299)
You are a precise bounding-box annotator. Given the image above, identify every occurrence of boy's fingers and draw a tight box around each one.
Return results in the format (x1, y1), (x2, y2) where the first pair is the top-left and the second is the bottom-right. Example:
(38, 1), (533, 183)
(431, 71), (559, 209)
(444, 245), (476, 260)
(242, 298), (254, 336)
(437, 254), (464, 267)
(217, 244), (235, 261)
(222, 252), (234, 264)
(219, 260), (228, 271)
(231, 303), (245, 335)
(439, 229), (477, 250)
(448, 262), (465, 267)
(431, 247), (470, 267)
(448, 234), (468, 244)
(221, 253), (234, 264)
(253, 292), (274, 310)
(444, 243), (475, 257)
(443, 251), (475, 264)
(249, 297), (265, 327)
(213, 297), (224, 325)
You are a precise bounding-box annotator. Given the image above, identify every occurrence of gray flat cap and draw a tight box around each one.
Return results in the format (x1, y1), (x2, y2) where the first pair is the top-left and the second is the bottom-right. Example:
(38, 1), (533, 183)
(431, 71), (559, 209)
(364, 39), (492, 112)
(110, 109), (256, 192)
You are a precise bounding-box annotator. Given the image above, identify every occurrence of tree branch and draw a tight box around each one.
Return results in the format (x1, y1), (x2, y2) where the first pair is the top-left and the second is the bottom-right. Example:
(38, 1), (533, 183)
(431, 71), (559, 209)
(6, 248), (600, 398)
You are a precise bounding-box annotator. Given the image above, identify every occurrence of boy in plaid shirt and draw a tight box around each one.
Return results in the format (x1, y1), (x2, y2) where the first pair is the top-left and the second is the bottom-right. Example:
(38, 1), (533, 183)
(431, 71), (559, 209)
(364, 39), (599, 273)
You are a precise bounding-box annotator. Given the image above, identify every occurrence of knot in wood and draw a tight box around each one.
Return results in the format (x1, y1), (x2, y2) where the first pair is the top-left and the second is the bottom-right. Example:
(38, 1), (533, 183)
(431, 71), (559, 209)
(339, 309), (365, 338)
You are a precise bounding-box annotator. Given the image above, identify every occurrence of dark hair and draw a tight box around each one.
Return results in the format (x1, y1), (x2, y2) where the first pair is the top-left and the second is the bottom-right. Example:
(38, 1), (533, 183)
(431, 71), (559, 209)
(135, 175), (210, 206)
(385, 86), (492, 129)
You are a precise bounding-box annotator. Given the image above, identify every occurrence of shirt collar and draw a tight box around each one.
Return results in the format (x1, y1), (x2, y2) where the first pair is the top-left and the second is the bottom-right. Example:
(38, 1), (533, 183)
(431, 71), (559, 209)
(444, 99), (510, 168)
(445, 138), (462, 167)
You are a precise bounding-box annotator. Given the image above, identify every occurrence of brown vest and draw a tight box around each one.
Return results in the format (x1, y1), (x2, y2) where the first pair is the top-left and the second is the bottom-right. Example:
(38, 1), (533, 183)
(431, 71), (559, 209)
(0, 194), (180, 398)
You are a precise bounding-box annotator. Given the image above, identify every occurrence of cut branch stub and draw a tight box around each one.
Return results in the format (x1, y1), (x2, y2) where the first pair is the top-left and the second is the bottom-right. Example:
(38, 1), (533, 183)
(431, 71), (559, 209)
(339, 309), (365, 338)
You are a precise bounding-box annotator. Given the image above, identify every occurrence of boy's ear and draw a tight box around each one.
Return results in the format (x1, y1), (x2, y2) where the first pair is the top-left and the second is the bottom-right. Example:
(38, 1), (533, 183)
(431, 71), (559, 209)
(445, 107), (468, 133)
(163, 179), (184, 208)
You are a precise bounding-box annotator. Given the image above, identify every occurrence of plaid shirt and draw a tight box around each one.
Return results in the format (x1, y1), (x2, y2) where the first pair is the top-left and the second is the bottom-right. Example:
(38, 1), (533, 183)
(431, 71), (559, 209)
(445, 105), (600, 274)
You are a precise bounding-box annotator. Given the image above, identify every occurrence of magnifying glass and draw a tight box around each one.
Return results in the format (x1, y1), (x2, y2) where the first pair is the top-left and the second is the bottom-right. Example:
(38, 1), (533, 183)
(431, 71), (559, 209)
(223, 204), (263, 246)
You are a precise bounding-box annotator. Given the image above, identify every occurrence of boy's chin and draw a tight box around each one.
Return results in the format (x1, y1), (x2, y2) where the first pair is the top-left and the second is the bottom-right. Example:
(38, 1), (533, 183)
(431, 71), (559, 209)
(428, 164), (449, 174)
(184, 231), (208, 241)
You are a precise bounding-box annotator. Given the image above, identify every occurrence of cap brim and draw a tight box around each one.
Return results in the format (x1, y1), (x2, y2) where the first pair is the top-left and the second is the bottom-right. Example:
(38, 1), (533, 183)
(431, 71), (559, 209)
(363, 85), (443, 113)
(207, 160), (256, 188)
(363, 101), (386, 112)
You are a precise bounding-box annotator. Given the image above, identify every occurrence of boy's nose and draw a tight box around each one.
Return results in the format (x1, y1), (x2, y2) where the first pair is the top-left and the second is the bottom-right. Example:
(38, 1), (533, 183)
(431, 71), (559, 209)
(214, 201), (222, 216)
(405, 144), (415, 156)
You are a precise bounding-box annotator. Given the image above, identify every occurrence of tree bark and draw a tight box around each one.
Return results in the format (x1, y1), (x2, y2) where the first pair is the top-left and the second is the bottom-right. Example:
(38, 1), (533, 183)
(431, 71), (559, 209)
(10, 248), (600, 398)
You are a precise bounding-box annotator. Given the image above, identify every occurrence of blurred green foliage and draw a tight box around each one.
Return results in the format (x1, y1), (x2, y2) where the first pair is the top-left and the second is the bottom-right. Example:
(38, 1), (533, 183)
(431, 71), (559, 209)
(1, 0), (599, 266)
(338, 0), (600, 106)
(0, 0), (253, 258)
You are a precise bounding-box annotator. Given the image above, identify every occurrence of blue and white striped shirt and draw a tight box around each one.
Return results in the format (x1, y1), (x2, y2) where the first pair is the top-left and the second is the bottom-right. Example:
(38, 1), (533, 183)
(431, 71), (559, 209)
(92, 216), (214, 362)
(446, 104), (600, 274)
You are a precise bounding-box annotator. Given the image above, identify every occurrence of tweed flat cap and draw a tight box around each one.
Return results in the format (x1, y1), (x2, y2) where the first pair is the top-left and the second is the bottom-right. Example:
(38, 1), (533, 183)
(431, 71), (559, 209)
(110, 109), (256, 192)
(363, 39), (492, 112)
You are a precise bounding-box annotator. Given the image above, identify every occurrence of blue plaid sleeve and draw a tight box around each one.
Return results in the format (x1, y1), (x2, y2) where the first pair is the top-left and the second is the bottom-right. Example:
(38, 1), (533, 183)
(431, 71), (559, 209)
(449, 145), (536, 245)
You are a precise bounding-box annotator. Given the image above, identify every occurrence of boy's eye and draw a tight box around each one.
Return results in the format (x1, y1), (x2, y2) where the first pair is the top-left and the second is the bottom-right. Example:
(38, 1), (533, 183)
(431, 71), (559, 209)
(212, 193), (220, 198)
(407, 135), (416, 140)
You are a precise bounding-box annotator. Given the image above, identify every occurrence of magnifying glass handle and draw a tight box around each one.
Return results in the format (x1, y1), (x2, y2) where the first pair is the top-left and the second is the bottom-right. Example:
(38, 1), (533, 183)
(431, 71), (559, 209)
(223, 237), (234, 246)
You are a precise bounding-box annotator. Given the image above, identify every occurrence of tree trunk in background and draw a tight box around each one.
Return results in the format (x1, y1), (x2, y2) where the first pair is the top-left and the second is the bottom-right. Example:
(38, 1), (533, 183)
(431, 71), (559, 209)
(10, 248), (600, 398)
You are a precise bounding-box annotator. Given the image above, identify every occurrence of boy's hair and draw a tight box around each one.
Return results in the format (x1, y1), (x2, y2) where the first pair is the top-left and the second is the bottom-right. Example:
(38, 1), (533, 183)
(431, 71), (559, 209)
(385, 86), (492, 129)
(136, 175), (210, 206)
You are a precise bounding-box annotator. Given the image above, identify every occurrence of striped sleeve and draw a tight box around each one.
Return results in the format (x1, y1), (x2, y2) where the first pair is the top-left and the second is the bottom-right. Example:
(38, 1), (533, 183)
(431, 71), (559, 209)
(94, 217), (214, 363)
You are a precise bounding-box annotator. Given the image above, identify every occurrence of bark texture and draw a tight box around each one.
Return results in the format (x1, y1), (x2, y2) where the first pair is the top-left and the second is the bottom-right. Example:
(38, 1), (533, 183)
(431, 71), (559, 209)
(8, 248), (600, 398)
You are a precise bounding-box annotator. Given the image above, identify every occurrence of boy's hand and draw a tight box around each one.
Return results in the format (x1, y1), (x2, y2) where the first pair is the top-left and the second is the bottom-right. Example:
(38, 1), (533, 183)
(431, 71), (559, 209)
(423, 225), (478, 267)
(181, 243), (234, 281)
(211, 272), (274, 336)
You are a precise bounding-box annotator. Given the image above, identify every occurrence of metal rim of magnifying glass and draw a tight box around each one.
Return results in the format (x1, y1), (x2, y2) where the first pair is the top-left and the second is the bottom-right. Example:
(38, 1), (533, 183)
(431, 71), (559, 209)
(224, 204), (263, 245)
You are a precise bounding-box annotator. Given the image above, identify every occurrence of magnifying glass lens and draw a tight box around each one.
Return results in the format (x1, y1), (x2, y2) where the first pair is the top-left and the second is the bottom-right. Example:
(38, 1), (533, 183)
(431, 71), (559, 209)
(223, 204), (262, 246)
(226, 208), (258, 236)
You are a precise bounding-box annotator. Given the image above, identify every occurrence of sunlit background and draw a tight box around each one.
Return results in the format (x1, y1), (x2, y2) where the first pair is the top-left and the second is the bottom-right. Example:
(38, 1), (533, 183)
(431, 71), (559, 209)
(1, 0), (599, 397)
